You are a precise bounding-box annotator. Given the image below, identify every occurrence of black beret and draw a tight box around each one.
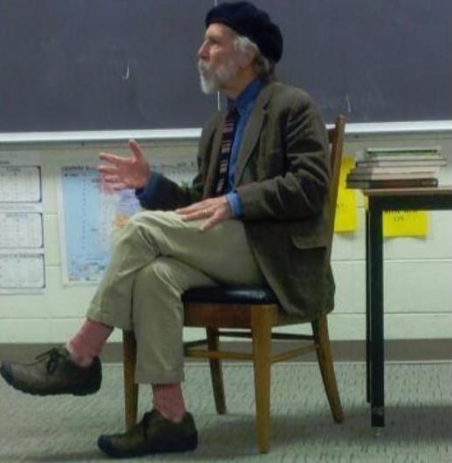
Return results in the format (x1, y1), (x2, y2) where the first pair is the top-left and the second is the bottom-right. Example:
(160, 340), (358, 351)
(205, 1), (283, 63)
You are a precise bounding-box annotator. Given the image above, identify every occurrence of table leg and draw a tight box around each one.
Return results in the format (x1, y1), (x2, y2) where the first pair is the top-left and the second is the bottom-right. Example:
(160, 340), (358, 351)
(365, 210), (371, 403)
(368, 202), (385, 428)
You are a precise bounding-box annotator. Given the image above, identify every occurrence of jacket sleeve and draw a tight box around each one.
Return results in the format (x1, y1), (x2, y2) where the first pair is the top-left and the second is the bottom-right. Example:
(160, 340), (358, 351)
(236, 92), (330, 221)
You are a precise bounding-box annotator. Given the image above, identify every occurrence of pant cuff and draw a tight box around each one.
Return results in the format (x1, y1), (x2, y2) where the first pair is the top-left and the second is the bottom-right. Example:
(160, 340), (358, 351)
(135, 367), (185, 385)
(86, 304), (132, 331)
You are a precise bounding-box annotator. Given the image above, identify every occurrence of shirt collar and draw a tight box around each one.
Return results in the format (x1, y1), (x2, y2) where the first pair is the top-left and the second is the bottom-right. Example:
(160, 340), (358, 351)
(227, 78), (265, 116)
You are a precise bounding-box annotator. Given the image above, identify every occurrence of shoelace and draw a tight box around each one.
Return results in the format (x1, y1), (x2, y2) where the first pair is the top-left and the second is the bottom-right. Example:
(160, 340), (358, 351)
(35, 348), (64, 374)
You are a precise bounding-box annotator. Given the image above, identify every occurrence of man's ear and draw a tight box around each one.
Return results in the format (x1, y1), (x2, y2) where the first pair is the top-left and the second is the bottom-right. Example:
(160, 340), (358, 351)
(238, 47), (258, 68)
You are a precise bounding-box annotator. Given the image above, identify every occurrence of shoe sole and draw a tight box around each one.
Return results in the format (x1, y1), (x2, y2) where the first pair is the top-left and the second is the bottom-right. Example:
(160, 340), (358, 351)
(98, 435), (198, 458)
(0, 363), (101, 397)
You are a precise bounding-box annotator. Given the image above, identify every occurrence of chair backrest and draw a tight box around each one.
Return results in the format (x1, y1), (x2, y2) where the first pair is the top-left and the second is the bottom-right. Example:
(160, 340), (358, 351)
(326, 115), (346, 260)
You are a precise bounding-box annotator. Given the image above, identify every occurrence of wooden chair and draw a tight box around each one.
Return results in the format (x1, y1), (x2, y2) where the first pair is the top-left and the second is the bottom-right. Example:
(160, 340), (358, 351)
(123, 115), (346, 453)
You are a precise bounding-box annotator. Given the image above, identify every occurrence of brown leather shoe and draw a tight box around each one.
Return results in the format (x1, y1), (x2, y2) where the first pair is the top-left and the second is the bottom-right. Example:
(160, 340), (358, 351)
(97, 409), (198, 458)
(0, 347), (101, 396)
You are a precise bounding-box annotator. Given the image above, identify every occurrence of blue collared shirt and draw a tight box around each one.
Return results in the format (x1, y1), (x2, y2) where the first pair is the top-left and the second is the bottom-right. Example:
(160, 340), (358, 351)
(136, 78), (265, 217)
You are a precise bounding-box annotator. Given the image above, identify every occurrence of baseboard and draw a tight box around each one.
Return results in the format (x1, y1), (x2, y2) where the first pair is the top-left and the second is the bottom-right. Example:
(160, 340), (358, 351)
(0, 339), (451, 363)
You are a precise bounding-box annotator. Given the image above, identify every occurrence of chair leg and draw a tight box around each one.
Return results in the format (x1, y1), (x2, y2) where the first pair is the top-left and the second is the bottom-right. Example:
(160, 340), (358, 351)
(123, 330), (139, 430)
(312, 315), (344, 423)
(251, 306), (273, 453)
(206, 328), (227, 414)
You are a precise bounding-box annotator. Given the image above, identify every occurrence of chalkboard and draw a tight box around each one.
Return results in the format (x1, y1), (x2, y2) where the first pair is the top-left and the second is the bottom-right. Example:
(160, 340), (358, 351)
(0, 0), (216, 132)
(254, 0), (452, 124)
(0, 0), (451, 133)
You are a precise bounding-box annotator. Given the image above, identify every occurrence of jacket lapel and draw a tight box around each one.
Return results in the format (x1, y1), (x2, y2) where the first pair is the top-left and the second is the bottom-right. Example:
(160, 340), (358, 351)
(204, 110), (228, 197)
(233, 83), (275, 187)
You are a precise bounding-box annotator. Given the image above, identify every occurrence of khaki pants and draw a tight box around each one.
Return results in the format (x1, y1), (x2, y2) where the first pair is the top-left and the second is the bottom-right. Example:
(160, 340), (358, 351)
(87, 210), (264, 384)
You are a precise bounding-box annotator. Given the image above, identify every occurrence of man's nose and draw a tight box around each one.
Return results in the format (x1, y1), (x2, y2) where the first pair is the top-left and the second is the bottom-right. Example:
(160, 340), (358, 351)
(197, 41), (209, 60)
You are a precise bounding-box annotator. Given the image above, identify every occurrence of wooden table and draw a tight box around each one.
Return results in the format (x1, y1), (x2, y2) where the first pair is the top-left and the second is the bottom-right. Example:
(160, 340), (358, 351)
(364, 187), (452, 429)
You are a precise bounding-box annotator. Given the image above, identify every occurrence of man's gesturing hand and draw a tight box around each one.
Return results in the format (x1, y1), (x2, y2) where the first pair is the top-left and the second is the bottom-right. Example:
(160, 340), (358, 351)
(98, 140), (151, 191)
(176, 196), (233, 231)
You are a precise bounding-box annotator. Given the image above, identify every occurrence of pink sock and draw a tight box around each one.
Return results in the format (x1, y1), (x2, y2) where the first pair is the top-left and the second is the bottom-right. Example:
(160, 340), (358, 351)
(152, 384), (186, 423)
(67, 319), (112, 367)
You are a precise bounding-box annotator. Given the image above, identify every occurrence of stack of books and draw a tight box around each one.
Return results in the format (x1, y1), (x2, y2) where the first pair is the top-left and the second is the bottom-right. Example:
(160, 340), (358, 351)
(346, 147), (447, 189)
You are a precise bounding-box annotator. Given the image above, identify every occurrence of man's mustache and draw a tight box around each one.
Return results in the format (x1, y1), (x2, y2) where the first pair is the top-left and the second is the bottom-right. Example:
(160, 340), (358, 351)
(198, 60), (211, 76)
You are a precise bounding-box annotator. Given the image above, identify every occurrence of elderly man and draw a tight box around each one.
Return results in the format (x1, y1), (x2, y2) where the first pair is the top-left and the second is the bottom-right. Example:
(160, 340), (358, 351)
(0, 1), (334, 458)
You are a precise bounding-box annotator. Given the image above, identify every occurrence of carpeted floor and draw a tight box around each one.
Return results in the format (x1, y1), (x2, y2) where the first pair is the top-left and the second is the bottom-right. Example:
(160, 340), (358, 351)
(0, 362), (451, 463)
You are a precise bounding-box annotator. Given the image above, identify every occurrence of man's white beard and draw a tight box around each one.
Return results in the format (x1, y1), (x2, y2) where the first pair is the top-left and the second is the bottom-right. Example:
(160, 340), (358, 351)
(198, 56), (240, 94)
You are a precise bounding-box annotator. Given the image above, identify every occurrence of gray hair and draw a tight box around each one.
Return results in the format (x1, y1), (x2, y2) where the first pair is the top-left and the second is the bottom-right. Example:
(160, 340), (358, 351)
(234, 35), (276, 82)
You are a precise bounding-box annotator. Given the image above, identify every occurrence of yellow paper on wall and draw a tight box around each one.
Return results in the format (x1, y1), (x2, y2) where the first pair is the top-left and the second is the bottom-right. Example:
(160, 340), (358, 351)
(383, 211), (428, 237)
(334, 156), (358, 233)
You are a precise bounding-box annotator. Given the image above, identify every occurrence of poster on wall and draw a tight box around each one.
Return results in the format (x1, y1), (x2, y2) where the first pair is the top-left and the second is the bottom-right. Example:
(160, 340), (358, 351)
(0, 152), (45, 294)
(57, 158), (196, 285)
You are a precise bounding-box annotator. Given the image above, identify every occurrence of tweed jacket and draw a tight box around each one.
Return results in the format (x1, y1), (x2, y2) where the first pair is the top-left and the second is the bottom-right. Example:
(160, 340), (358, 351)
(138, 82), (335, 318)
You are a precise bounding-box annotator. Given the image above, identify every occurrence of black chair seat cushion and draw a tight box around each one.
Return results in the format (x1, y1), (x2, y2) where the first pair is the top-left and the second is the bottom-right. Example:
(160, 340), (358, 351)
(182, 285), (279, 305)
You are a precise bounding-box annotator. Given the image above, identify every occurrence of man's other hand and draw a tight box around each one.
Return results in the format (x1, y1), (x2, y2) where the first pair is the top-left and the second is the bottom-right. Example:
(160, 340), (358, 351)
(176, 196), (233, 231)
(98, 140), (151, 191)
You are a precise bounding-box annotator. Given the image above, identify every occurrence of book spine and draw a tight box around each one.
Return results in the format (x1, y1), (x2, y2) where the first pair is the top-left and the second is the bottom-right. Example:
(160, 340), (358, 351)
(347, 172), (436, 180)
(351, 166), (439, 174)
(364, 155), (444, 161)
(346, 178), (438, 189)
(356, 160), (446, 168)
(365, 147), (440, 155)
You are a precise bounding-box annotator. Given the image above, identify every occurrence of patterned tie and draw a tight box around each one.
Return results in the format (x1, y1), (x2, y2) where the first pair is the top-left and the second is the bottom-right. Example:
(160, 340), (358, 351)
(214, 107), (237, 196)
